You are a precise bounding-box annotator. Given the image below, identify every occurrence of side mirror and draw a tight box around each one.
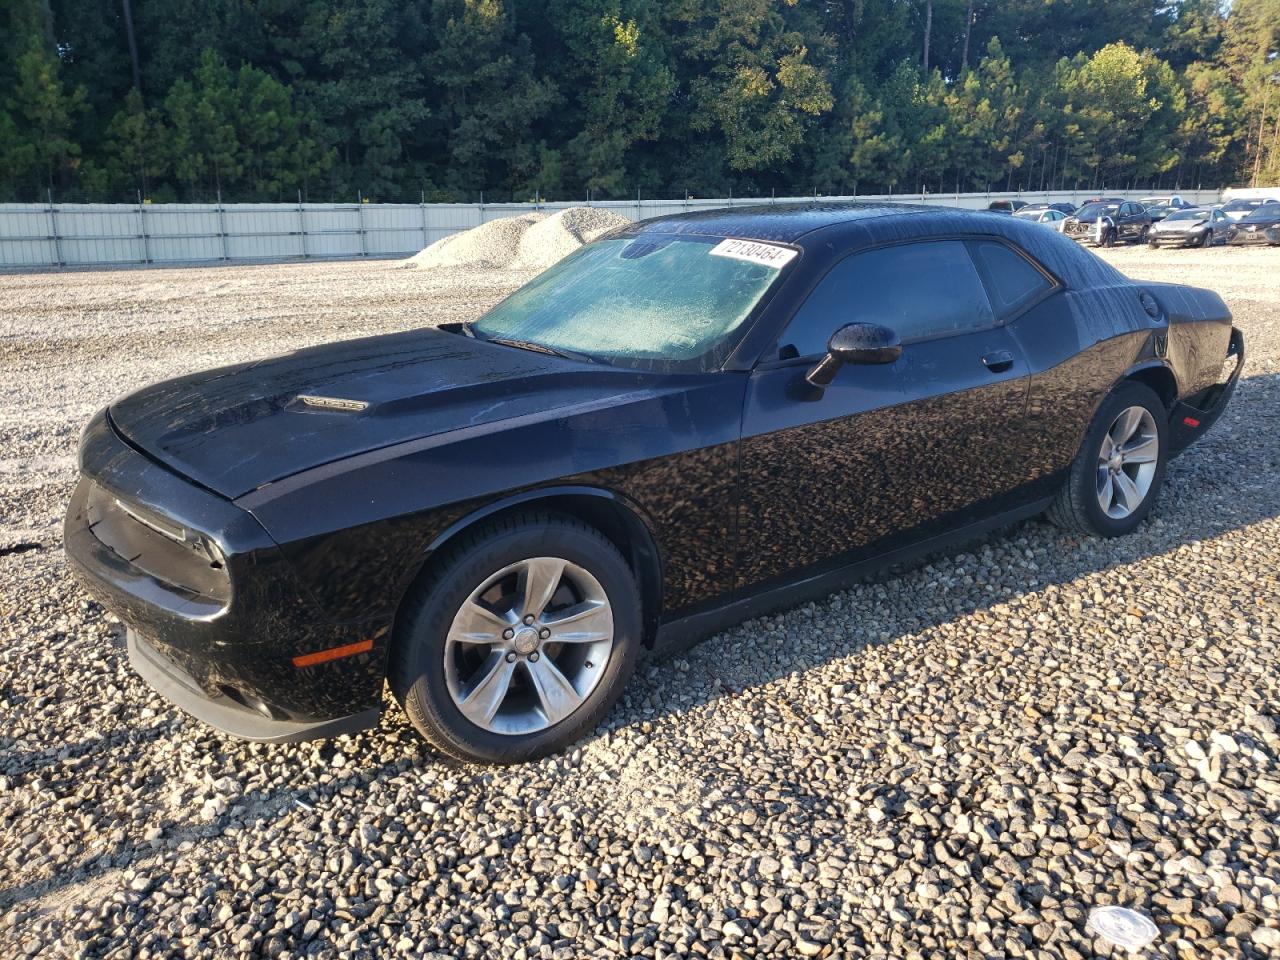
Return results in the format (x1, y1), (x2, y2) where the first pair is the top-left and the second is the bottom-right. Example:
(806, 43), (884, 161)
(805, 322), (902, 387)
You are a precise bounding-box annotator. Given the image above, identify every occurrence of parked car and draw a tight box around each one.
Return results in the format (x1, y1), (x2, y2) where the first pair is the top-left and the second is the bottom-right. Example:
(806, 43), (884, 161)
(1063, 200), (1153, 246)
(1014, 207), (1069, 231)
(1147, 207), (1230, 248)
(1138, 195), (1192, 222)
(1018, 202), (1077, 215)
(1220, 197), (1279, 221)
(65, 203), (1243, 763)
(1226, 205), (1280, 246)
(986, 199), (1028, 214)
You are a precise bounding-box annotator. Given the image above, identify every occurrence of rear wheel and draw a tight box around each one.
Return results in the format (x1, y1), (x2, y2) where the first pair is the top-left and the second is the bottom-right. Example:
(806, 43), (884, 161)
(389, 512), (641, 764)
(1048, 382), (1168, 537)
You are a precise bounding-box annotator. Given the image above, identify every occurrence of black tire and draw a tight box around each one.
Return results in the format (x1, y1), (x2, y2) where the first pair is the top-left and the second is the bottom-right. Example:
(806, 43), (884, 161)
(1138, 226), (1150, 243)
(1101, 229), (1116, 248)
(1195, 232), (1208, 248)
(1147, 239), (1158, 249)
(1047, 382), (1169, 537)
(389, 511), (641, 764)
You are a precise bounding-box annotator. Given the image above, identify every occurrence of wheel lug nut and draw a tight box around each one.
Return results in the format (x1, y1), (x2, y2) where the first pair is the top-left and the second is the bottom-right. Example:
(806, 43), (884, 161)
(523, 614), (535, 625)
(529, 652), (540, 662)
(538, 628), (550, 640)
(502, 628), (514, 640)
(505, 652), (517, 663)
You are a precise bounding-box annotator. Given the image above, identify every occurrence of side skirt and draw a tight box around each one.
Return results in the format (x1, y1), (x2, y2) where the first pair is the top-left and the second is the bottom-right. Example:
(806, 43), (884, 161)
(651, 495), (1055, 657)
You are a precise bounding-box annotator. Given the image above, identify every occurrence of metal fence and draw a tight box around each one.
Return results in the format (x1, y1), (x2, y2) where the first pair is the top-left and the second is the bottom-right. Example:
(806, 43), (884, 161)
(0, 188), (1224, 270)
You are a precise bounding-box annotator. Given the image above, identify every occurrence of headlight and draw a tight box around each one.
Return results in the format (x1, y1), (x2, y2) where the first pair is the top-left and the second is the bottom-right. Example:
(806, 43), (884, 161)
(1189, 224), (1206, 232)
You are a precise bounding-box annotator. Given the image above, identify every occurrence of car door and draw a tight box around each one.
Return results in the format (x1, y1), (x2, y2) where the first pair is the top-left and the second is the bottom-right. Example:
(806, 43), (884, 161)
(1210, 209), (1227, 244)
(1116, 203), (1137, 240)
(736, 238), (1036, 590)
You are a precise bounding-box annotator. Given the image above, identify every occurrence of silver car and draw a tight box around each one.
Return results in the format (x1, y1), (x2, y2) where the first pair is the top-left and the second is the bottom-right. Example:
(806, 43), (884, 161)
(1013, 207), (1068, 232)
(1148, 207), (1229, 248)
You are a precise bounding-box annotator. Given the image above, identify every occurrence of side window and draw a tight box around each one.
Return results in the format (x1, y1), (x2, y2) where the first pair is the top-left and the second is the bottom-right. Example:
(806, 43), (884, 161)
(969, 240), (1055, 318)
(776, 241), (995, 357)
(1120, 203), (1135, 216)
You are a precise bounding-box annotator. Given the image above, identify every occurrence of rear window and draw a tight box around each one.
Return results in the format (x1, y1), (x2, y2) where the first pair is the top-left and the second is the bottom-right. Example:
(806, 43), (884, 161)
(970, 241), (1054, 317)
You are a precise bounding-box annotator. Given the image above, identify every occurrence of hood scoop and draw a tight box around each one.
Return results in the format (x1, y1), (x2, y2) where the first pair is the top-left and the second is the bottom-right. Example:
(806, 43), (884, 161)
(295, 394), (369, 413)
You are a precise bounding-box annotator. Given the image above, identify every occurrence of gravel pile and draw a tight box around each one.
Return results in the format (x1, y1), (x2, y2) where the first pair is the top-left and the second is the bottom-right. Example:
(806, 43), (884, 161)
(404, 207), (631, 271)
(2, 246), (1279, 958)
(510, 208), (632, 270)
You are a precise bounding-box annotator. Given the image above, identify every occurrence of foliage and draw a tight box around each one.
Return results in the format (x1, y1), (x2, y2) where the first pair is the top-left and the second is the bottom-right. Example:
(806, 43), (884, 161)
(0, 0), (1276, 201)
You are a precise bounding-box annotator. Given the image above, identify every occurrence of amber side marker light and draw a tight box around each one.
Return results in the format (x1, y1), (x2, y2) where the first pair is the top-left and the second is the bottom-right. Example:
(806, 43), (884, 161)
(292, 638), (374, 668)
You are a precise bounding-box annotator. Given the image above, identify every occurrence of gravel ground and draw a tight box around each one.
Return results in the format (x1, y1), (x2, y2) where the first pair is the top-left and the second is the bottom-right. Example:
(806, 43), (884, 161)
(2, 245), (1279, 958)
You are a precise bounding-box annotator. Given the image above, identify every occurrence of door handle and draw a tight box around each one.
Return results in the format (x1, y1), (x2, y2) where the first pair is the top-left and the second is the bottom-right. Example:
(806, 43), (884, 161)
(982, 350), (1014, 373)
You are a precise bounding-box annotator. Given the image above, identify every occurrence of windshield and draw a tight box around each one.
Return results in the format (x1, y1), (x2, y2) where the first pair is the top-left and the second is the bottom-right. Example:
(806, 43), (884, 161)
(1076, 202), (1120, 218)
(1014, 209), (1043, 219)
(1242, 205), (1280, 222)
(1165, 209), (1209, 222)
(471, 235), (791, 370)
(1223, 199), (1266, 212)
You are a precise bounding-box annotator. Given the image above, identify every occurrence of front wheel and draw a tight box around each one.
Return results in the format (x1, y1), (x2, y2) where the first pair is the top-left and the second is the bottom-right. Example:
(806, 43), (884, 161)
(1138, 226), (1150, 243)
(389, 512), (641, 764)
(1047, 382), (1168, 537)
(1101, 229), (1116, 248)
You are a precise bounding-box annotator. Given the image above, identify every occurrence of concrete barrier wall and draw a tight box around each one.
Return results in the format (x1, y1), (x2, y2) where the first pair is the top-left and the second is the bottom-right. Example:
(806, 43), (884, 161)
(0, 189), (1224, 269)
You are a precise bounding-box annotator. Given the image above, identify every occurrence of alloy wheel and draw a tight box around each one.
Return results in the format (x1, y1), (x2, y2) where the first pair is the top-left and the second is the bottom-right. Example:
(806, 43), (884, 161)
(444, 557), (615, 735)
(1096, 406), (1159, 519)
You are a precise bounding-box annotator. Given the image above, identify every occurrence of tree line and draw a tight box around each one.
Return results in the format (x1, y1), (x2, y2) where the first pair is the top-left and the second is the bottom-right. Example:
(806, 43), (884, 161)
(2, 0), (1278, 204)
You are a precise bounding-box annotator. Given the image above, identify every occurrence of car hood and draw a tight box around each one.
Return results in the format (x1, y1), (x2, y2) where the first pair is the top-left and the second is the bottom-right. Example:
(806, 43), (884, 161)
(1154, 219), (1206, 231)
(1068, 212), (1116, 224)
(109, 327), (659, 498)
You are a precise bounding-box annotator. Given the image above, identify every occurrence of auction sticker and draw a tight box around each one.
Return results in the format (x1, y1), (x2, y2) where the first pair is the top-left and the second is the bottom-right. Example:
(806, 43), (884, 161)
(709, 238), (798, 268)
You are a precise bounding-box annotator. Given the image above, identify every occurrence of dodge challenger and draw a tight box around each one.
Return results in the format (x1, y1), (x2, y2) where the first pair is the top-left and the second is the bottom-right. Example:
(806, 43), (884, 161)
(65, 203), (1243, 763)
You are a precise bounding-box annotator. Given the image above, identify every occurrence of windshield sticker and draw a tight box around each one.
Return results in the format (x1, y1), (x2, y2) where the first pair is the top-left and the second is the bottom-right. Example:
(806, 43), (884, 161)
(709, 238), (797, 269)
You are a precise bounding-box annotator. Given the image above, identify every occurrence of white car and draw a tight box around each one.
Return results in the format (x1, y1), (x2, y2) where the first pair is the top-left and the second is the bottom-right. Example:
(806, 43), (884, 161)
(1014, 207), (1068, 232)
(1220, 197), (1279, 221)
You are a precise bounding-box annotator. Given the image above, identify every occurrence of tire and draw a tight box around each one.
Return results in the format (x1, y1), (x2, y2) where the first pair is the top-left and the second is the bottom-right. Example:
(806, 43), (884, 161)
(389, 511), (641, 764)
(1147, 239), (1158, 249)
(1047, 382), (1169, 538)
(1195, 232), (1208, 248)
(1101, 229), (1116, 248)
(1138, 226), (1150, 243)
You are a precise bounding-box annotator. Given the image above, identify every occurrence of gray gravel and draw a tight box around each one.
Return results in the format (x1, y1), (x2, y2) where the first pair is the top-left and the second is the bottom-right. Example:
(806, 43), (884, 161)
(2, 246), (1279, 958)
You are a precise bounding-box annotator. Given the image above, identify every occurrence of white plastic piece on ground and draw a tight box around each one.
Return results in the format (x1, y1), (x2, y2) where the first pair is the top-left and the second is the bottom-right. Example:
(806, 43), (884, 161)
(1087, 906), (1159, 952)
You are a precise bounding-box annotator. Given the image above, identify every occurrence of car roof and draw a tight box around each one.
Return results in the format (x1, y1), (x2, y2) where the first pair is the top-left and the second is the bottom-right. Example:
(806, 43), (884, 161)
(613, 200), (1128, 294)
(618, 201), (937, 244)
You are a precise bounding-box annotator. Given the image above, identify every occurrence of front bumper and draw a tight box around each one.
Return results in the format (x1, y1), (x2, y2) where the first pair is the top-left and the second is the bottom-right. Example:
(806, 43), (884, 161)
(1169, 327), (1244, 455)
(128, 629), (379, 742)
(1228, 229), (1279, 245)
(65, 409), (387, 741)
(1149, 232), (1203, 246)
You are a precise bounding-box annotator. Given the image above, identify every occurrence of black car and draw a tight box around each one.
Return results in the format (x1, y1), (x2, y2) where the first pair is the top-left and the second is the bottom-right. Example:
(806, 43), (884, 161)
(986, 199), (1028, 214)
(1148, 206), (1230, 248)
(65, 203), (1243, 764)
(1226, 205), (1280, 246)
(1063, 200), (1153, 246)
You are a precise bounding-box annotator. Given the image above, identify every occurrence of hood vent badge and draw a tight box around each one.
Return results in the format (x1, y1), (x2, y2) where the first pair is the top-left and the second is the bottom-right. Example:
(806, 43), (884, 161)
(297, 394), (368, 413)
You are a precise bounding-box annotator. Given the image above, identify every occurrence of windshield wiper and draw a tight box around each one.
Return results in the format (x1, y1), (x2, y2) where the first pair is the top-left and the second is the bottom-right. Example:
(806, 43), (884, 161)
(485, 336), (598, 365)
